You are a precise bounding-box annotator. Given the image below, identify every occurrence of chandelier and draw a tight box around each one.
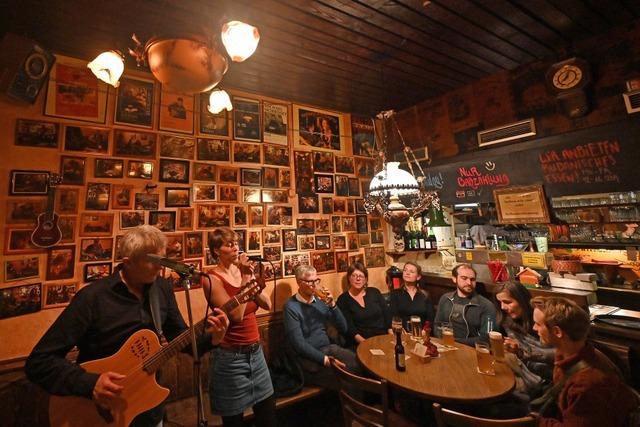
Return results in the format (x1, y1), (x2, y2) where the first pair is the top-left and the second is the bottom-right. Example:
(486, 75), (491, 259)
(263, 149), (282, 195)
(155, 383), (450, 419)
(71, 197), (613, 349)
(364, 110), (440, 248)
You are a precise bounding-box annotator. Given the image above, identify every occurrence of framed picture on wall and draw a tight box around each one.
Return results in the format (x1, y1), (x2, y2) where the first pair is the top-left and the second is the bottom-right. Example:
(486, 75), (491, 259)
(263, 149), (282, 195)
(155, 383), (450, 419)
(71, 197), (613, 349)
(4, 228), (39, 254)
(111, 184), (133, 209)
(44, 55), (108, 124)
(197, 138), (230, 161)
(79, 238), (113, 262)
(241, 168), (262, 186)
(43, 282), (79, 309)
(159, 86), (194, 134)
(15, 119), (59, 148)
(199, 92), (230, 137)
(149, 211), (176, 232)
(233, 141), (261, 164)
(263, 144), (290, 167)
(126, 160), (153, 179)
(159, 159), (190, 183)
(351, 115), (376, 157)
(335, 156), (355, 174)
(79, 212), (114, 236)
(193, 183), (217, 202)
(298, 195), (319, 214)
(114, 130), (157, 158)
(494, 185), (551, 224)
(165, 187), (191, 207)
(63, 125), (109, 154)
(85, 182), (110, 211)
(282, 229), (297, 251)
(283, 252), (310, 277)
(262, 101), (288, 145)
(134, 193), (160, 210)
(56, 188), (80, 214)
(311, 250), (336, 273)
(293, 104), (344, 152)
(0, 283), (41, 319)
(6, 199), (46, 224)
(192, 162), (217, 182)
(84, 262), (112, 282)
(233, 97), (261, 142)
(218, 185), (238, 203)
(177, 208), (194, 230)
(46, 245), (76, 280)
(185, 231), (204, 258)
(9, 170), (49, 195)
(120, 211), (145, 229)
(4, 256), (40, 281)
(218, 166), (239, 184)
(233, 205), (248, 227)
(197, 204), (231, 228)
(114, 76), (155, 128)
(165, 233), (184, 260)
(60, 156), (85, 186)
(95, 158), (124, 178)
(313, 151), (334, 173)
(159, 134), (195, 160)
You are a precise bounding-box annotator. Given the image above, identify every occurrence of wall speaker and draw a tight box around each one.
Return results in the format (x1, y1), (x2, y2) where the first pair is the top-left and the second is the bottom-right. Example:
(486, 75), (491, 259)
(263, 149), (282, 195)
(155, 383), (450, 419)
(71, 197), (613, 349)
(0, 33), (56, 104)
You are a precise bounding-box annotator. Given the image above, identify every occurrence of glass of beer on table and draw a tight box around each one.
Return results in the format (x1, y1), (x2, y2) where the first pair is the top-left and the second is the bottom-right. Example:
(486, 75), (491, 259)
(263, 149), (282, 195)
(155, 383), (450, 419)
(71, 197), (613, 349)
(489, 331), (505, 362)
(441, 323), (455, 347)
(475, 342), (496, 375)
(410, 316), (422, 340)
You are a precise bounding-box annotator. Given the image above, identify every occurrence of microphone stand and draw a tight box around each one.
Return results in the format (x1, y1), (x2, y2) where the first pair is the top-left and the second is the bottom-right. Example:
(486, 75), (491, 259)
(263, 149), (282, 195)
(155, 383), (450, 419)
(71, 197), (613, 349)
(179, 272), (208, 427)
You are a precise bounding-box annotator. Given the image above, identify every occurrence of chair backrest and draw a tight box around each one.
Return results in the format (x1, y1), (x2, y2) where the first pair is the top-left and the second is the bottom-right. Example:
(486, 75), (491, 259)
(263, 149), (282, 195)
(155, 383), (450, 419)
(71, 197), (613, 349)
(330, 358), (389, 427)
(590, 339), (632, 386)
(432, 403), (537, 427)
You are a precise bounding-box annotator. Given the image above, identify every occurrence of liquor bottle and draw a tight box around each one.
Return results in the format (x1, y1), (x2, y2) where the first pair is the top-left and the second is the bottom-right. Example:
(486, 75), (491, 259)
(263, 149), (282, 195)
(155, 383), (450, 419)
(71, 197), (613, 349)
(423, 225), (432, 249)
(394, 329), (406, 372)
(464, 230), (474, 249)
(428, 230), (437, 250)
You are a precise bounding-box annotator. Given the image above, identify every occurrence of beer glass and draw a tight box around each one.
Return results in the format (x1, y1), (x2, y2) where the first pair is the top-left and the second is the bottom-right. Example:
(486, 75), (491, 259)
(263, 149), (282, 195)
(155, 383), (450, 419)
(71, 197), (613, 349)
(475, 342), (495, 375)
(441, 324), (455, 347)
(410, 316), (422, 340)
(489, 331), (505, 362)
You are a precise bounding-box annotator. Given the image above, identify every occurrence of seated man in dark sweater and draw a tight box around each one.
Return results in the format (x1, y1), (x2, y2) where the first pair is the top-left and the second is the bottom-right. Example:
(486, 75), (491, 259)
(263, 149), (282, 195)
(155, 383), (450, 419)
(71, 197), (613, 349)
(284, 265), (360, 390)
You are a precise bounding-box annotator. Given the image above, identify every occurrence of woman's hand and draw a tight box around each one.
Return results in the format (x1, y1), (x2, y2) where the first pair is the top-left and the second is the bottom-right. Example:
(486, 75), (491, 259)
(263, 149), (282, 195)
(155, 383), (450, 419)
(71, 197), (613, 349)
(236, 252), (254, 276)
(504, 337), (520, 354)
(207, 308), (229, 346)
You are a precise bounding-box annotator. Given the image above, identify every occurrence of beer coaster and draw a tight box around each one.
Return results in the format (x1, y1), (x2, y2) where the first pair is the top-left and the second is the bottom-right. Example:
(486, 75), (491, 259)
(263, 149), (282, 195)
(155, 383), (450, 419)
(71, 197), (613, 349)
(369, 349), (385, 356)
(476, 367), (496, 376)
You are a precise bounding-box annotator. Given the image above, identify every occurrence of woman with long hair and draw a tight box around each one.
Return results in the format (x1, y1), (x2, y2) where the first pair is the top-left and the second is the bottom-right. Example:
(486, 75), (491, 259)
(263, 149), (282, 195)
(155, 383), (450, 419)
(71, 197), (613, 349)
(389, 261), (434, 331)
(203, 227), (276, 427)
(337, 262), (390, 347)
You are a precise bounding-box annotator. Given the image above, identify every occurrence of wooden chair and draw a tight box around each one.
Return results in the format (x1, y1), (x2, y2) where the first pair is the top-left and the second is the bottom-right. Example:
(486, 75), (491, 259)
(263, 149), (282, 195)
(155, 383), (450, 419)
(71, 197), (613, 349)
(432, 403), (537, 427)
(329, 358), (417, 427)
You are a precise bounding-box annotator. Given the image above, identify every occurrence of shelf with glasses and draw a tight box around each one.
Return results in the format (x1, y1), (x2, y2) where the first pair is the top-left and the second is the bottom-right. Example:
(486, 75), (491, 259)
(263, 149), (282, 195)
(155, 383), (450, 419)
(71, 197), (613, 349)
(548, 241), (640, 249)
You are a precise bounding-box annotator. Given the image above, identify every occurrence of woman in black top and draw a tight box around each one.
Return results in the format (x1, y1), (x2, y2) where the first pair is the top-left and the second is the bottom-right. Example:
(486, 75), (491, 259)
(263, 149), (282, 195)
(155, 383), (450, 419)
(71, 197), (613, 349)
(390, 261), (435, 331)
(337, 262), (390, 347)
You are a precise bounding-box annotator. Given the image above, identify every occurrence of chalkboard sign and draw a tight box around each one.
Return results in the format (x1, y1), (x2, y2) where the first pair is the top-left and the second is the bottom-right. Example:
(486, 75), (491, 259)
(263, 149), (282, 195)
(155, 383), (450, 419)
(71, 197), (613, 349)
(421, 118), (640, 204)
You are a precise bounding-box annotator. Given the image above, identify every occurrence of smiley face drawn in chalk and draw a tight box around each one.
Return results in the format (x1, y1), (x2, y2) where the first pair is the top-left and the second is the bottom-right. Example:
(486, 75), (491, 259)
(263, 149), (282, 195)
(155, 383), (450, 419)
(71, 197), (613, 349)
(485, 161), (495, 171)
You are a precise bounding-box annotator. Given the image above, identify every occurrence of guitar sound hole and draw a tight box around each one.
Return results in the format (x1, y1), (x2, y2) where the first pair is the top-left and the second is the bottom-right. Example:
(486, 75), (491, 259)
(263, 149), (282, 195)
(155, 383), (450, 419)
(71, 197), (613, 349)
(130, 336), (152, 359)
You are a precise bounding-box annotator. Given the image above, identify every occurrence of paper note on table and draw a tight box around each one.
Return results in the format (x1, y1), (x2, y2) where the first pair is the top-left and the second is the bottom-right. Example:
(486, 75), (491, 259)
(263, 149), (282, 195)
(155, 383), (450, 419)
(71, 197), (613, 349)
(434, 342), (458, 352)
(369, 349), (385, 356)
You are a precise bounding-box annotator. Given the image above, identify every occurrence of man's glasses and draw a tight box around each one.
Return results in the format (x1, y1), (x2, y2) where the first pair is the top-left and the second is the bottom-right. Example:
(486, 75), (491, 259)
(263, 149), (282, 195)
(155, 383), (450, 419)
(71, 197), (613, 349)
(300, 278), (321, 285)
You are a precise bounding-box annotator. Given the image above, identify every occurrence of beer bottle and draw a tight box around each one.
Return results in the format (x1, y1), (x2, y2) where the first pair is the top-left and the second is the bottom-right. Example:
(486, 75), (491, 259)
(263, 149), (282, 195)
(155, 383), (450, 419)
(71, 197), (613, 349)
(395, 329), (406, 372)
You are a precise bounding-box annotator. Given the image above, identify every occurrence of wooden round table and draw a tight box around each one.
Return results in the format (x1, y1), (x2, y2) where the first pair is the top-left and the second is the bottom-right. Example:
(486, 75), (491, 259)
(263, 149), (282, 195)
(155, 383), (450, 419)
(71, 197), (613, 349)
(357, 334), (515, 403)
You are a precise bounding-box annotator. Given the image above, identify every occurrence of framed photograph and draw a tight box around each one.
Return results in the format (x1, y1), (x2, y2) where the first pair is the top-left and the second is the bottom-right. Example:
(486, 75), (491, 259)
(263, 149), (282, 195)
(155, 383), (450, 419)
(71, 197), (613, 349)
(494, 185), (551, 224)
(282, 229), (297, 251)
(4, 228), (40, 254)
(294, 151), (312, 175)
(283, 252), (310, 277)
(313, 151), (334, 173)
(247, 229), (262, 252)
(197, 138), (230, 161)
(199, 92), (229, 136)
(355, 158), (376, 178)
(364, 247), (386, 268)
(315, 219), (330, 234)
(127, 160), (153, 179)
(294, 105), (344, 152)
(193, 162), (217, 182)
(314, 174), (334, 194)
(218, 185), (238, 203)
(298, 235), (315, 251)
(266, 205), (293, 226)
(349, 253), (365, 266)
(95, 158), (124, 178)
(6, 199), (46, 224)
(263, 246), (282, 262)
(64, 125), (109, 154)
(262, 167), (278, 188)
(10, 170), (49, 195)
(347, 199), (356, 214)
(48, 216), (74, 243)
(43, 282), (78, 308)
(311, 250), (336, 273)
(193, 183), (217, 202)
(197, 204), (231, 228)
(111, 184), (134, 209)
(44, 55), (108, 123)
(371, 231), (384, 245)
(296, 175), (314, 196)
(0, 283), (41, 319)
(298, 195), (319, 214)
(233, 205), (248, 227)
(263, 144), (290, 167)
(347, 233), (359, 250)
(84, 262), (112, 282)
(114, 76), (154, 128)
(315, 235), (331, 250)
(149, 211), (176, 232)
(279, 169), (291, 188)
(233, 97), (261, 142)
(79, 238), (113, 262)
(335, 175), (350, 197)
(263, 101), (288, 145)
(358, 233), (370, 247)
(331, 216), (342, 233)
(356, 215), (369, 234)
(348, 178), (361, 197)
(249, 205), (265, 226)
(335, 156), (355, 174)
(320, 197), (333, 215)
(351, 115), (376, 157)
(235, 229), (247, 252)
(336, 251), (349, 272)
(332, 235), (347, 250)
(296, 218), (315, 235)
(262, 189), (289, 204)
(185, 231), (204, 258)
(15, 119), (59, 148)
(46, 245), (76, 280)
(85, 182), (111, 210)
(233, 141), (261, 164)
(342, 216), (357, 232)
(120, 211), (145, 229)
(134, 193), (160, 210)
(114, 235), (124, 262)
(165, 187), (191, 207)
(369, 217), (382, 231)
(159, 87), (194, 134)
(204, 248), (215, 266)
(356, 199), (367, 214)
(262, 261), (283, 281)
(241, 168), (262, 186)
(177, 208), (193, 230)
(79, 212), (114, 236)
(159, 134), (195, 159)
(218, 166), (239, 184)
(165, 233), (184, 260)
(4, 256), (40, 282)
(55, 189), (80, 215)
(59, 156), (85, 186)
(242, 188), (261, 203)
(159, 159), (190, 183)
(114, 130), (157, 158)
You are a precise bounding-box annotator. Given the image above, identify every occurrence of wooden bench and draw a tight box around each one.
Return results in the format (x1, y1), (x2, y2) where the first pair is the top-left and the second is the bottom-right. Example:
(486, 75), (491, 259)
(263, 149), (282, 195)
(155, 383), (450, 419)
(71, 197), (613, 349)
(164, 311), (327, 426)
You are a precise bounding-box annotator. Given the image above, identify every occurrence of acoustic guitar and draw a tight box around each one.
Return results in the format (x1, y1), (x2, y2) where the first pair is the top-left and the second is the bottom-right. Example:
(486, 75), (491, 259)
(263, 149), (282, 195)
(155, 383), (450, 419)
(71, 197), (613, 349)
(49, 278), (265, 427)
(31, 173), (63, 248)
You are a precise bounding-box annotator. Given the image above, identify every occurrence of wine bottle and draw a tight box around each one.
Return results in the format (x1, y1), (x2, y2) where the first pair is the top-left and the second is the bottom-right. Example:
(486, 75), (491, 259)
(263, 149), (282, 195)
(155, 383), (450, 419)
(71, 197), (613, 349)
(395, 329), (406, 371)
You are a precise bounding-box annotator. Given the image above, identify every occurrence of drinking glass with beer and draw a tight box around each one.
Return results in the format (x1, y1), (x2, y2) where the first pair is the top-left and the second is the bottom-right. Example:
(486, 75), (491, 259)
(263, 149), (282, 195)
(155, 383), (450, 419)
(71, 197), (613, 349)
(410, 316), (422, 341)
(440, 323), (455, 347)
(489, 331), (505, 362)
(475, 342), (496, 375)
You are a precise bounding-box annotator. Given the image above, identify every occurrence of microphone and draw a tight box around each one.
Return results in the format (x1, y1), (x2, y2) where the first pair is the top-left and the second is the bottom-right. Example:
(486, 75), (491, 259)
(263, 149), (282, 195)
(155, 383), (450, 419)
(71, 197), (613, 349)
(146, 254), (207, 277)
(238, 251), (266, 262)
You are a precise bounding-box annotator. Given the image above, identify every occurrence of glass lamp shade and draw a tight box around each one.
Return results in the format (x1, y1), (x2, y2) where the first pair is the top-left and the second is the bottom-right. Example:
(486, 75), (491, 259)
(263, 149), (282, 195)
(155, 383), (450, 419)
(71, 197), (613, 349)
(87, 51), (124, 87)
(221, 21), (260, 62)
(208, 89), (233, 114)
(145, 36), (228, 93)
(368, 162), (419, 197)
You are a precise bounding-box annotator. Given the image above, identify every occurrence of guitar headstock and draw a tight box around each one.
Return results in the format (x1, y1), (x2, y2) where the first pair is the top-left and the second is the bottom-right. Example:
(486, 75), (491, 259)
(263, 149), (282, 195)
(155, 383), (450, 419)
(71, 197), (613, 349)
(49, 173), (63, 187)
(236, 278), (266, 304)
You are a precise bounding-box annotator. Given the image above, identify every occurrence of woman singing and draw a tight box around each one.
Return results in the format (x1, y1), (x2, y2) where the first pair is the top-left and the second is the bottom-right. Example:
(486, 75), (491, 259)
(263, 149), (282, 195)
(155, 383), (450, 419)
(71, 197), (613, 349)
(203, 227), (276, 427)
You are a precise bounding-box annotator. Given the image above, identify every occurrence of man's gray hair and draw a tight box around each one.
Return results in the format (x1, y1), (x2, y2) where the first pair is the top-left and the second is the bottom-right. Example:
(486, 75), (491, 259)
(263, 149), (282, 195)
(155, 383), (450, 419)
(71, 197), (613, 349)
(294, 264), (316, 280)
(119, 225), (167, 260)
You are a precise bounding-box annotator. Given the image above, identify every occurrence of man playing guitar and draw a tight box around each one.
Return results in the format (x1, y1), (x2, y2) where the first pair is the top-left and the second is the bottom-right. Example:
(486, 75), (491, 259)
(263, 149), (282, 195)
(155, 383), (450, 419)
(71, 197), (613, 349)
(26, 225), (229, 426)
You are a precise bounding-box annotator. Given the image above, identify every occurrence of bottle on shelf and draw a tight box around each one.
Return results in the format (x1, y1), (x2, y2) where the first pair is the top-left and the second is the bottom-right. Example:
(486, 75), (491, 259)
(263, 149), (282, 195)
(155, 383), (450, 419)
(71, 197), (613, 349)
(428, 230), (438, 250)
(424, 225), (432, 249)
(394, 329), (406, 372)
(464, 229), (474, 249)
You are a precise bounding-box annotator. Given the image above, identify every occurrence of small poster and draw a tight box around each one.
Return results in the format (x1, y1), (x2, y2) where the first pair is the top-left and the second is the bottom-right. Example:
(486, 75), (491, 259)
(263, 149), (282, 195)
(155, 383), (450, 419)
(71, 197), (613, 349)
(263, 102), (288, 145)
(159, 86), (194, 134)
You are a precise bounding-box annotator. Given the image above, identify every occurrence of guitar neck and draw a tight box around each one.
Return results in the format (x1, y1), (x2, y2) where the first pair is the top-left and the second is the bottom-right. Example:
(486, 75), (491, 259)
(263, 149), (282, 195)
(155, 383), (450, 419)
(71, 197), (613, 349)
(143, 294), (242, 373)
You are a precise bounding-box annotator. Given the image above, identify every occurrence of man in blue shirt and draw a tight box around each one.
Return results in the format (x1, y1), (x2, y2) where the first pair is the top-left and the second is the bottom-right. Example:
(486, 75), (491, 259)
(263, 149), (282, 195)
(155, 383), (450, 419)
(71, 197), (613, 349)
(284, 265), (359, 390)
